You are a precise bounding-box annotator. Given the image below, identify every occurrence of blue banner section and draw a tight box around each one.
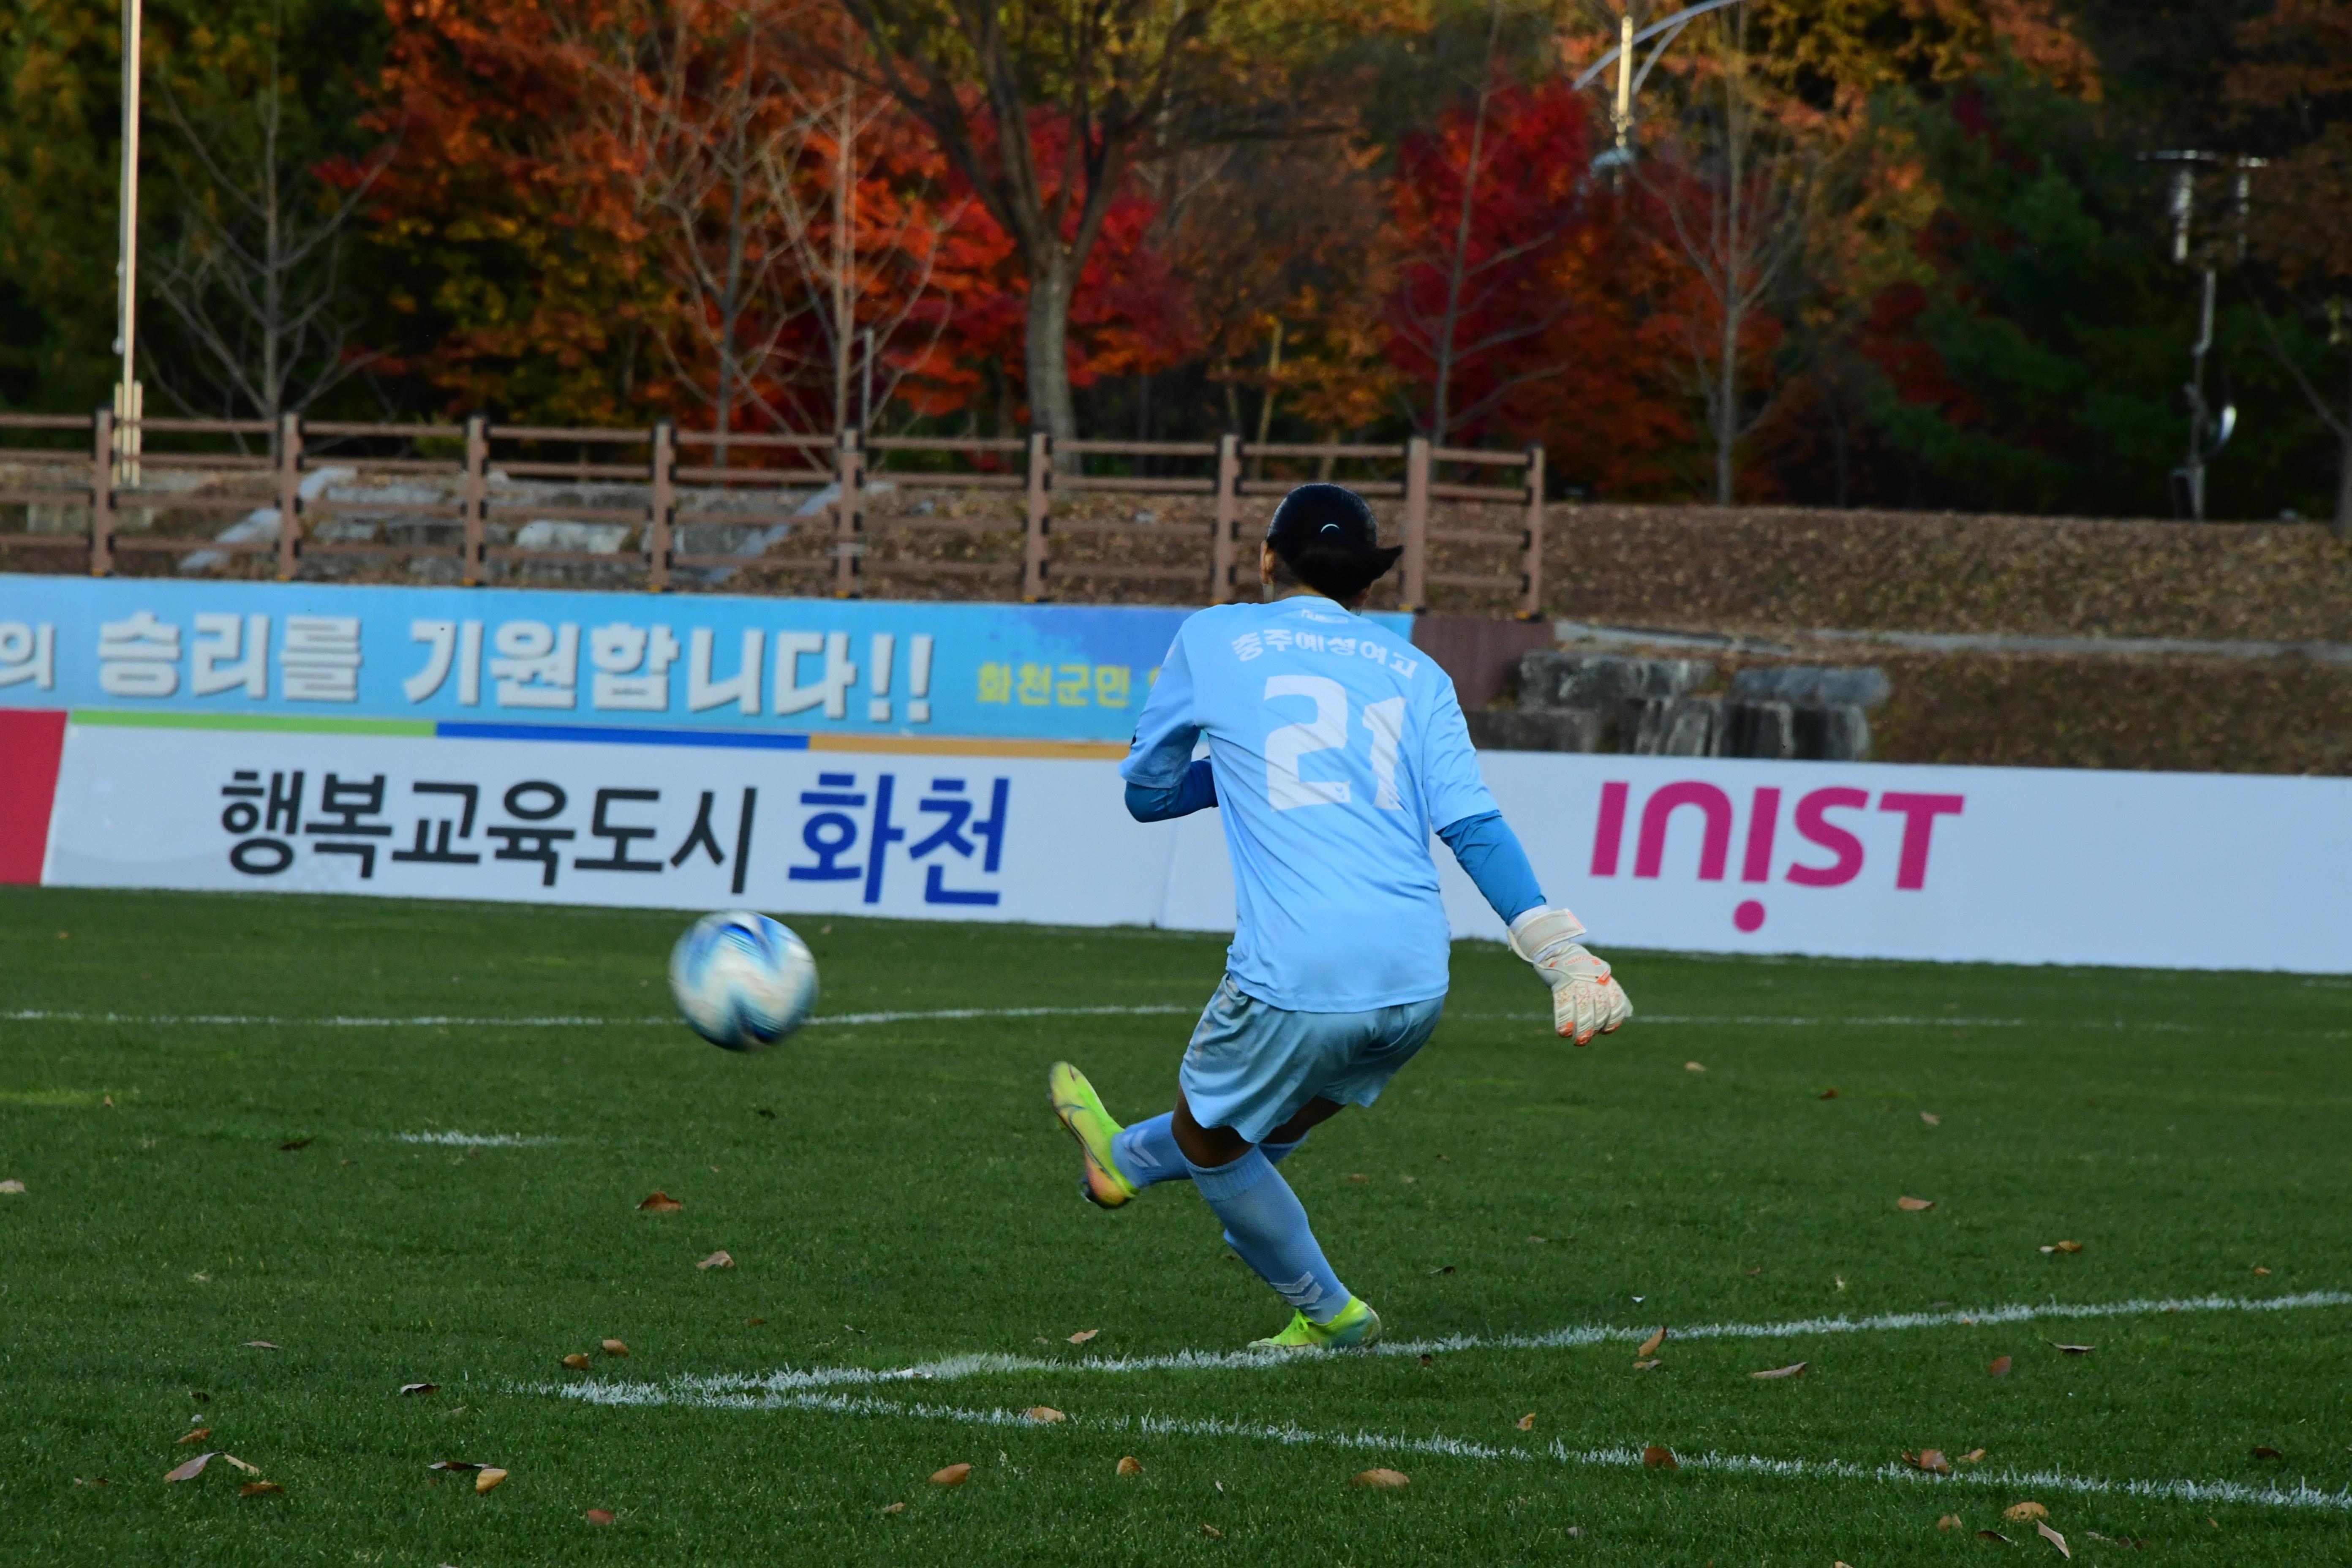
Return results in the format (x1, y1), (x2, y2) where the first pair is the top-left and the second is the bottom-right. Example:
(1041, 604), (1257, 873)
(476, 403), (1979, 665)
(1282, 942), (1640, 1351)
(0, 576), (1414, 742)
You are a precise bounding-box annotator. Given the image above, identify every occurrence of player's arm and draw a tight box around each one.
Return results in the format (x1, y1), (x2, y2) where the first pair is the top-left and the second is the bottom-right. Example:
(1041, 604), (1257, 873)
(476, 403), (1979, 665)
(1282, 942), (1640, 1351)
(1120, 632), (1209, 824)
(1125, 759), (1217, 822)
(1418, 677), (1630, 1046)
(1435, 811), (1631, 1045)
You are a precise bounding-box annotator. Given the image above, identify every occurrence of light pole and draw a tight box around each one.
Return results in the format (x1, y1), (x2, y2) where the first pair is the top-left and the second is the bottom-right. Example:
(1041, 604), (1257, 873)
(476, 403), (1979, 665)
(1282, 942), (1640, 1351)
(2144, 150), (2265, 521)
(1575, 0), (1754, 175)
(113, 0), (144, 485)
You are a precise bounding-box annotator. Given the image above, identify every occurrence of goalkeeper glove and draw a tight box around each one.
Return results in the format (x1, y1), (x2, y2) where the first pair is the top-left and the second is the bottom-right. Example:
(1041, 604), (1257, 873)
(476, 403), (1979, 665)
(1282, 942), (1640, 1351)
(1508, 906), (1633, 1045)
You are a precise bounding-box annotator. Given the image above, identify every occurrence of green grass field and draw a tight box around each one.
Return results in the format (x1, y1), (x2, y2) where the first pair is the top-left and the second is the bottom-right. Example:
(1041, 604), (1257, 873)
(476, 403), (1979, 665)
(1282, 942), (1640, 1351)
(2, 886), (2348, 1565)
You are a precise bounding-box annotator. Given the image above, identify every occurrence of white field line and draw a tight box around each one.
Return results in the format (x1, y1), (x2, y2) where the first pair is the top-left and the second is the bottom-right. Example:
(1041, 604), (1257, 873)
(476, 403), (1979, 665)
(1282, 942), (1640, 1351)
(0, 1004), (1190, 1029)
(542, 1383), (2352, 1515)
(392, 1131), (560, 1147)
(4, 1004), (2329, 1036)
(544, 1291), (2352, 1401)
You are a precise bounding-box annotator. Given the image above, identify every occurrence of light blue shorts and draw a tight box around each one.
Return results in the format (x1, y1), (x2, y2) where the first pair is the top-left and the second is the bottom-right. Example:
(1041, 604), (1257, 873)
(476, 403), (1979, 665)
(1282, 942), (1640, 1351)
(1178, 976), (1446, 1145)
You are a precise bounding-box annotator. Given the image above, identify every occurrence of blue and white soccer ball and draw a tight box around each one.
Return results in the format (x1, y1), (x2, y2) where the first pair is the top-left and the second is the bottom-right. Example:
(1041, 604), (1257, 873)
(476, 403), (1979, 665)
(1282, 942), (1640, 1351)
(668, 911), (819, 1051)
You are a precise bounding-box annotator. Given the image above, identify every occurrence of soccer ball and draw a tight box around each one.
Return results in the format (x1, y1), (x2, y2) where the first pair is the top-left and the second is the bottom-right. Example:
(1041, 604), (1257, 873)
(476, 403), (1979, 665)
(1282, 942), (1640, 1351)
(667, 911), (819, 1051)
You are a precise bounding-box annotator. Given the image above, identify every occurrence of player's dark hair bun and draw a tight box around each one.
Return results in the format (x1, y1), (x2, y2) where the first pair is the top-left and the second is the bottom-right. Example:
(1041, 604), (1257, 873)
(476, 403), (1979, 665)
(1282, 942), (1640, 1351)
(1266, 484), (1402, 602)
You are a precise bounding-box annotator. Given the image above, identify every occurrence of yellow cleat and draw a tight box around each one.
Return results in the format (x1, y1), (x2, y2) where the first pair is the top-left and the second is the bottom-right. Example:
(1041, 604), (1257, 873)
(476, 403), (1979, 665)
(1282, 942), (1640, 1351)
(1048, 1061), (1138, 1209)
(1250, 1296), (1382, 1352)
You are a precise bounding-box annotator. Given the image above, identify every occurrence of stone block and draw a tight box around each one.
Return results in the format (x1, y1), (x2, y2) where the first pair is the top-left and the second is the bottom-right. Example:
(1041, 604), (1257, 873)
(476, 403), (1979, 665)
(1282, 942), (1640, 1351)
(1465, 707), (1607, 752)
(1792, 703), (1872, 761)
(1622, 696), (1722, 756)
(1717, 700), (1796, 760)
(1520, 652), (1715, 712)
(1731, 663), (1892, 709)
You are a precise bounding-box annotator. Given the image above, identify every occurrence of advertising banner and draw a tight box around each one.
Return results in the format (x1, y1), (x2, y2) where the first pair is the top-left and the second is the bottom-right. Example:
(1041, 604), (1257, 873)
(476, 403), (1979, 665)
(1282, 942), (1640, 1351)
(0, 574), (1412, 745)
(11, 710), (2349, 972)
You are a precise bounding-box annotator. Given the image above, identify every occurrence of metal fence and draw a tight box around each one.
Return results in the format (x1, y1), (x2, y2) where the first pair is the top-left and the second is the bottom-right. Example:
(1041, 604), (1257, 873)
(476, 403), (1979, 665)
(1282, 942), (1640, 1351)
(0, 413), (1546, 615)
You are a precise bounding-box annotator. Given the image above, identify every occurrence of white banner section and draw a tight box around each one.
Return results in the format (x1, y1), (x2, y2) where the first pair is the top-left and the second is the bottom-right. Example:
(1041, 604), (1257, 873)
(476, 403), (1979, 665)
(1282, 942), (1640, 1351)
(42, 723), (2352, 972)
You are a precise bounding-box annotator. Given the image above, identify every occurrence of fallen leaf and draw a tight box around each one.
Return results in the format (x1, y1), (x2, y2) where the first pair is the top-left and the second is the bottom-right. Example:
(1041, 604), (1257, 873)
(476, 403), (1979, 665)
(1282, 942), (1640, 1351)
(1352, 1468), (1410, 1489)
(399, 1383), (440, 1397)
(1938, 1514), (1963, 1531)
(1024, 1407), (1066, 1424)
(561, 1353), (591, 1370)
(1428, 1264), (1455, 1276)
(165, 1452), (215, 1483)
(1962, 1448), (1988, 1462)
(1921, 1112), (1942, 1125)
(1979, 1531), (2012, 1544)
(1745, 1266), (1762, 1276)
(697, 1250), (734, 1270)
(2037, 1519), (2071, 1558)
(1347, 1173), (1369, 1183)
(1527, 1235), (1548, 1244)
(1642, 1445), (1677, 1470)
(1399, 1174), (1418, 1185)
(2038, 1239), (2083, 1255)
(1684, 1061), (1706, 1072)
(1633, 1359), (1662, 1371)
(0, 1179), (23, 1194)
(1751, 1362), (1808, 1380)
(428, 1460), (488, 1472)
(1068, 1328), (1100, 1345)
(637, 1192), (683, 1212)
(745, 1317), (767, 1326)
(2047, 1342), (2094, 1355)
(244, 1340), (282, 1350)
(1818, 1089), (1839, 1100)
(1908, 1448), (1952, 1474)
(2253, 1265), (2270, 1276)
(1897, 1195), (1936, 1211)
(219, 1454), (259, 1476)
(2252, 1445), (2284, 1459)
(1636, 1327), (1667, 1358)
(177, 1428), (212, 1445)
(879, 1501), (906, 1515)
(585, 1508), (615, 1525)
(73, 1477), (106, 1487)
(1989, 1356), (2013, 1377)
(1199, 1522), (1224, 1538)
(2004, 1500), (2049, 1522)
(1116, 1456), (1143, 1477)
(279, 1137), (313, 1152)
(601, 1339), (629, 1356)
(1516, 1413), (1535, 1431)
(1835, 1275), (1847, 1290)
(475, 1467), (507, 1494)
(240, 1481), (283, 1497)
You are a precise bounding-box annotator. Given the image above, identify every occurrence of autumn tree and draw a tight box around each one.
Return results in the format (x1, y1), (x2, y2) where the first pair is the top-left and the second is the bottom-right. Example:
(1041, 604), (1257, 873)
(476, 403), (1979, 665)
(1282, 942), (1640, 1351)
(1386, 71), (1610, 447)
(830, 0), (1311, 446)
(146, 0), (399, 427)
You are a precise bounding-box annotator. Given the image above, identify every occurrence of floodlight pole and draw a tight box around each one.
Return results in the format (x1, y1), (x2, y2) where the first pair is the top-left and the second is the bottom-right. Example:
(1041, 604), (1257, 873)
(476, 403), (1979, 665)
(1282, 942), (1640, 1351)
(112, 0), (143, 487)
(1575, 0), (1754, 176)
(2145, 150), (2265, 521)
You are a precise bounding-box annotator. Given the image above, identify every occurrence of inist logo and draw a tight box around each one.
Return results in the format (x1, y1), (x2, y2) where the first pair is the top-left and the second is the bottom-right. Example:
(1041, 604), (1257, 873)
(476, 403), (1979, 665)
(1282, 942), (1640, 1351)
(1588, 781), (1964, 932)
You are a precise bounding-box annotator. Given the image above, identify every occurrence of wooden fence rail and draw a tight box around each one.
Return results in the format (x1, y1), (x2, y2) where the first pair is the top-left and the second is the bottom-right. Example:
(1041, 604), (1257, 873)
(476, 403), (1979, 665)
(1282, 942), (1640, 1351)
(0, 414), (1546, 616)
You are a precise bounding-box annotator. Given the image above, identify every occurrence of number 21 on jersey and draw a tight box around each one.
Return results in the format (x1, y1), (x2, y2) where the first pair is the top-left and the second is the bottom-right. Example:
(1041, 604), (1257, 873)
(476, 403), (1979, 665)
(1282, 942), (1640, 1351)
(1265, 675), (1405, 813)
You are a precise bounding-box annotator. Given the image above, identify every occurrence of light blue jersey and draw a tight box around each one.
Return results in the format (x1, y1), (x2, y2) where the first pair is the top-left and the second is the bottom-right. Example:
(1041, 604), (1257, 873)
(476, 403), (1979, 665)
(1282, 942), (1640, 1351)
(1122, 597), (1497, 1012)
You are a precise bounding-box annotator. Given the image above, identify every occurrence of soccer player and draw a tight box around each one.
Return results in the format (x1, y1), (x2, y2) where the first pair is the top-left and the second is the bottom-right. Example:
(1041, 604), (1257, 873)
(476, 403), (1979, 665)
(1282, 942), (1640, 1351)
(1050, 483), (1631, 1352)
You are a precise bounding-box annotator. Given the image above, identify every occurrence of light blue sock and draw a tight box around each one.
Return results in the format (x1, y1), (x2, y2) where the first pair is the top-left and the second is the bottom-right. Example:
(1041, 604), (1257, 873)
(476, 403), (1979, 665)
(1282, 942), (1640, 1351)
(1112, 1114), (1305, 1188)
(1183, 1146), (1349, 1325)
